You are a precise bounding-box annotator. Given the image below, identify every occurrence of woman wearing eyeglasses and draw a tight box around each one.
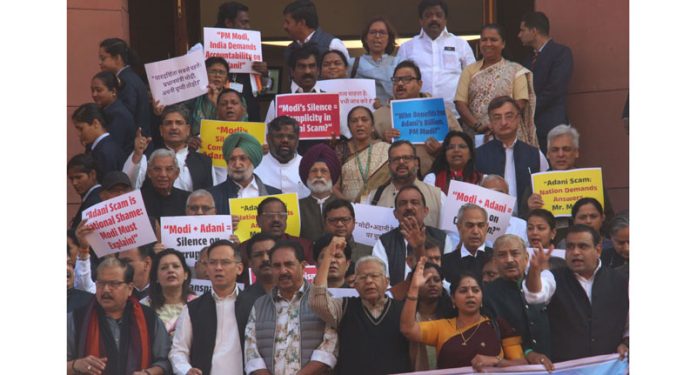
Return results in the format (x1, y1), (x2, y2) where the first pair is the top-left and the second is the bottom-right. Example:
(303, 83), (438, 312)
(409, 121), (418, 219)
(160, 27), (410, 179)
(140, 249), (197, 335)
(454, 24), (538, 146)
(350, 17), (403, 104)
(423, 131), (483, 194)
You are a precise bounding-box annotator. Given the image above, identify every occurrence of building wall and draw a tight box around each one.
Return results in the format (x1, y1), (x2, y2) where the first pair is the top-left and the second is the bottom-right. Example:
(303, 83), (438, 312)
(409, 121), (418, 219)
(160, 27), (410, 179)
(536, 0), (629, 213)
(67, 0), (130, 225)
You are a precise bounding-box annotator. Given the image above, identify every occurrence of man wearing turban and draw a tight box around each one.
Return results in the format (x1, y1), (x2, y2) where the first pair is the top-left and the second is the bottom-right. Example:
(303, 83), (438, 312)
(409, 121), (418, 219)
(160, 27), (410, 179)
(207, 132), (281, 215)
(298, 143), (341, 243)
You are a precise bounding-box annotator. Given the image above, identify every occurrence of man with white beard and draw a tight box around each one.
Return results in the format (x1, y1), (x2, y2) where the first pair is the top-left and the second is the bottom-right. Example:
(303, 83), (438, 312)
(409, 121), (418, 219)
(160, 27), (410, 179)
(298, 144), (342, 243)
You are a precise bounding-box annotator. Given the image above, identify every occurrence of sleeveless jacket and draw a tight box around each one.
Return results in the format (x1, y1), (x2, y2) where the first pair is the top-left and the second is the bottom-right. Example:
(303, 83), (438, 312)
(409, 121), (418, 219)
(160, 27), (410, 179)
(252, 282), (326, 372)
(379, 226), (447, 283)
(475, 138), (541, 208)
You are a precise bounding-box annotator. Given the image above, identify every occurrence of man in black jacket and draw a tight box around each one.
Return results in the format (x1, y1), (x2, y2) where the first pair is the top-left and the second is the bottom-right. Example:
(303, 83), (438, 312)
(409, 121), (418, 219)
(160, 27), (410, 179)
(524, 224), (629, 362)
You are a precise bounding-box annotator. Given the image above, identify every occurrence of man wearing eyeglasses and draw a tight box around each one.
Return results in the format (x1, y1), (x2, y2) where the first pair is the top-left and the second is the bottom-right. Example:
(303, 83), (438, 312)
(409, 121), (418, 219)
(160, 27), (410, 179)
(170, 239), (245, 375)
(68, 257), (171, 375)
(372, 184), (454, 285)
(309, 244), (412, 374)
(208, 133), (281, 215)
(475, 96), (549, 213)
(364, 140), (446, 229)
(239, 197), (315, 265)
(373, 60), (462, 174)
(323, 199), (373, 262)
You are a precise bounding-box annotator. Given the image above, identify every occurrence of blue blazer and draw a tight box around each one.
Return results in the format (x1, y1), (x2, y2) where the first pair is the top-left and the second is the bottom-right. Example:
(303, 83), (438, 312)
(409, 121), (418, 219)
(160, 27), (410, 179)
(117, 66), (152, 138)
(522, 39), (573, 135)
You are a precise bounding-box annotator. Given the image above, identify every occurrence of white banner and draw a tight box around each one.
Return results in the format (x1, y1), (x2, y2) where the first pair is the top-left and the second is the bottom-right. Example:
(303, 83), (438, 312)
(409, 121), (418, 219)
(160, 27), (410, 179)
(145, 49), (208, 106)
(316, 78), (377, 137)
(397, 353), (627, 374)
(439, 181), (516, 244)
(203, 27), (262, 73)
(81, 190), (157, 257)
(160, 215), (233, 268)
(353, 203), (399, 246)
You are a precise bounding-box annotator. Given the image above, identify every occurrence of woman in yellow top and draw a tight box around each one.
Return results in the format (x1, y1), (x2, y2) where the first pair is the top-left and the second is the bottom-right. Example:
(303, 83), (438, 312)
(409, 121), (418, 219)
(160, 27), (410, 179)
(401, 257), (527, 371)
(454, 24), (538, 147)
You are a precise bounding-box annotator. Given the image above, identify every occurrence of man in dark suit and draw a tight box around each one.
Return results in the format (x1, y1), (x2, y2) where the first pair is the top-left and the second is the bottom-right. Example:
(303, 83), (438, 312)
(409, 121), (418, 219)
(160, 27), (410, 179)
(442, 203), (492, 285)
(73, 103), (127, 179)
(68, 154), (103, 230)
(518, 11), (573, 154)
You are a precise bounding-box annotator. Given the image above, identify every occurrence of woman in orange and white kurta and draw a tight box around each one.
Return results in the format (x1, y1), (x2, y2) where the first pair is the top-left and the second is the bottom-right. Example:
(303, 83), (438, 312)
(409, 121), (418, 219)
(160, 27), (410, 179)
(454, 23), (538, 147)
(401, 258), (527, 371)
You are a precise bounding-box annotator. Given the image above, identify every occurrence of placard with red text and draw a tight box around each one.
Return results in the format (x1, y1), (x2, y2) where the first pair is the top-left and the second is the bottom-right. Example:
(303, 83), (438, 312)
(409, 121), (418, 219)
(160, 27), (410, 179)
(276, 93), (341, 140)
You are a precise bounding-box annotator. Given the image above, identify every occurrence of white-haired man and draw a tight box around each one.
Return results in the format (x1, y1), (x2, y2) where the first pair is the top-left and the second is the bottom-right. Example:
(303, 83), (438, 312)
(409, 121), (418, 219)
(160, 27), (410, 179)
(140, 148), (190, 219)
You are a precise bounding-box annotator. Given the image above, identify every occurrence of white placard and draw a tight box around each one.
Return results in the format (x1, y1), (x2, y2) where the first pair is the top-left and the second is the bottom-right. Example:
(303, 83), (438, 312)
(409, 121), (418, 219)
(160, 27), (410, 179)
(353, 203), (399, 246)
(203, 27), (262, 73)
(439, 181), (517, 244)
(316, 78), (377, 137)
(160, 215), (233, 268)
(145, 49), (208, 106)
(81, 190), (157, 257)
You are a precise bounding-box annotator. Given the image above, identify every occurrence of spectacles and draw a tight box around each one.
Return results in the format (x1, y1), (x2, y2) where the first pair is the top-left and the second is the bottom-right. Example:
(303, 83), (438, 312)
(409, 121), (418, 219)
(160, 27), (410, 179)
(207, 259), (239, 267)
(446, 143), (469, 151)
(355, 272), (384, 282)
(96, 280), (128, 289)
(389, 155), (417, 164)
(327, 216), (353, 225)
(391, 76), (417, 84)
(208, 69), (227, 77)
(368, 30), (388, 37)
(490, 112), (519, 123)
(260, 212), (288, 218)
(187, 205), (214, 212)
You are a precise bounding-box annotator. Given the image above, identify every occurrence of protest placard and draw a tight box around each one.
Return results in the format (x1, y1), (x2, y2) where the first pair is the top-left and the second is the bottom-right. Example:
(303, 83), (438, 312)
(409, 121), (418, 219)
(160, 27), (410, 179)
(160, 215), (233, 268)
(229, 193), (300, 242)
(276, 93), (341, 140)
(399, 353), (627, 374)
(316, 79), (377, 137)
(249, 266), (317, 284)
(199, 120), (266, 168)
(81, 190), (157, 257)
(391, 97), (449, 144)
(353, 203), (399, 246)
(145, 49), (208, 106)
(439, 181), (517, 244)
(203, 27), (262, 73)
(531, 168), (605, 217)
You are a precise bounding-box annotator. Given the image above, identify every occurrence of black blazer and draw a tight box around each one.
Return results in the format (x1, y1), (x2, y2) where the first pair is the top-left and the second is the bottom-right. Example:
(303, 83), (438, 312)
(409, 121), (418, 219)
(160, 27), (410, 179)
(117, 66), (152, 137)
(207, 175), (282, 215)
(103, 98), (136, 154)
(70, 186), (103, 230)
(442, 247), (492, 285)
(89, 134), (127, 181)
(522, 39), (573, 136)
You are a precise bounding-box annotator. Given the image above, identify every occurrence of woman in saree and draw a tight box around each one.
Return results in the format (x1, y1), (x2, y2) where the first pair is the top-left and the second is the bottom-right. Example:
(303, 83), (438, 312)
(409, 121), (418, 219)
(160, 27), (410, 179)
(401, 258), (527, 371)
(454, 24), (538, 147)
(334, 106), (391, 202)
(423, 131), (483, 194)
(140, 249), (197, 335)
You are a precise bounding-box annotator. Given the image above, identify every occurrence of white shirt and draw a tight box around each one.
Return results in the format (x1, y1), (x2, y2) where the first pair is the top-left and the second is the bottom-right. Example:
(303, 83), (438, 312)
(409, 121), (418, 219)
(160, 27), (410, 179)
(522, 260), (604, 305)
(74, 257), (95, 293)
(122, 146), (220, 192)
(169, 288), (244, 375)
(459, 242), (487, 259)
(372, 233), (456, 286)
(501, 138), (550, 213)
(264, 83), (321, 125)
(255, 153), (311, 198)
(396, 28), (476, 116)
(234, 177), (260, 198)
(91, 132), (110, 150)
(312, 195), (331, 215)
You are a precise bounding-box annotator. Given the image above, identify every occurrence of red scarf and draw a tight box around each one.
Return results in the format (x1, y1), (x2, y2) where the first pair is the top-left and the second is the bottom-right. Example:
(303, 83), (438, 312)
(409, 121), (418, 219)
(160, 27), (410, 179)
(435, 169), (483, 193)
(84, 296), (151, 371)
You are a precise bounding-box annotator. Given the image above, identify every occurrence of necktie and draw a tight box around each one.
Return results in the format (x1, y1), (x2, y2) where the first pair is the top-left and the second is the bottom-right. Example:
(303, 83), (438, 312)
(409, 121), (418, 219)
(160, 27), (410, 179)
(531, 50), (539, 69)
